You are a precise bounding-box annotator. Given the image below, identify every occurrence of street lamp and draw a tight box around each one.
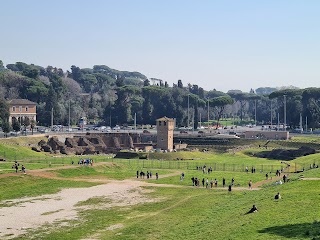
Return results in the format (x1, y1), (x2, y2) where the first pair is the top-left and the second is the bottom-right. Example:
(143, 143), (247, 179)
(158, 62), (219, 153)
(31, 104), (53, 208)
(187, 94), (190, 129)
(283, 95), (286, 130)
(270, 99), (273, 127)
(207, 98), (210, 130)
(254, 99), (257, 126)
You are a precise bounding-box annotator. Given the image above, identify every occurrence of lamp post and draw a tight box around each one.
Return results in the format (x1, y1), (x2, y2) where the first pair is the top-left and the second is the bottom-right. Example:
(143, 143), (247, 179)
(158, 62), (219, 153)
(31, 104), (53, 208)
(254, 99), (257, 126)
(270, 99), (273, 127)
(207, 98), (210, 130)
(283, 95), (287, 130)
(68, 100), (71, 131)
(187, 94), (189, 129)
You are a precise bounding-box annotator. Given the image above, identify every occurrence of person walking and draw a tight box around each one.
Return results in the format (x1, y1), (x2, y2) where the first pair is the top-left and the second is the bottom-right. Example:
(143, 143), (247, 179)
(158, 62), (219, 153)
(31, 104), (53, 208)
(21, 165), (26, 174)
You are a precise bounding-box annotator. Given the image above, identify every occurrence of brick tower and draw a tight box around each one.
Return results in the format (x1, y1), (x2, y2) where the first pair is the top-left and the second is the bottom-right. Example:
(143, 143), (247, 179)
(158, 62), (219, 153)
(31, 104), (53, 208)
(156, 117), (175, 150)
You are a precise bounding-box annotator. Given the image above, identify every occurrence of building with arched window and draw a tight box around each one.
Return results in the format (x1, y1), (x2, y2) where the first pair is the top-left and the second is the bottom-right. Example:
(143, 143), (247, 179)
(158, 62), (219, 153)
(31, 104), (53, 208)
(8, 99), (37, 125)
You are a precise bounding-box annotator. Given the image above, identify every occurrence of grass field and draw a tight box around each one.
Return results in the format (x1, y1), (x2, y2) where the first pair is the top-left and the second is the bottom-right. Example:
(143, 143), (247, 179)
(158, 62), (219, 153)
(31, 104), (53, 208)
(0, 136), (319, 239)
(10, 176), (320, 240)
(0, 175), (98, 204)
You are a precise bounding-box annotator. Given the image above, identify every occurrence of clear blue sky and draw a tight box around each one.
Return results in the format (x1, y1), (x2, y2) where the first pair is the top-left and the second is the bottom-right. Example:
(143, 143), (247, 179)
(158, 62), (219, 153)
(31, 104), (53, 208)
(1, 0), (319, 92)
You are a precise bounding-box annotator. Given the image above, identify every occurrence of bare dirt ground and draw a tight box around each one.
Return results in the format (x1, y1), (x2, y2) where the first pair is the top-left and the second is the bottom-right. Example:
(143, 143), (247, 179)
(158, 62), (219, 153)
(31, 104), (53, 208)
(0, 164), (304, 239)
(0, 179), (160, 239)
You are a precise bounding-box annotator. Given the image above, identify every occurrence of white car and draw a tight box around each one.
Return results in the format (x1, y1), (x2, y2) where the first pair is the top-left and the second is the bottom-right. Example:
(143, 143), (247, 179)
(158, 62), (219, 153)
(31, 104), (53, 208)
(113, 125), (121, 130)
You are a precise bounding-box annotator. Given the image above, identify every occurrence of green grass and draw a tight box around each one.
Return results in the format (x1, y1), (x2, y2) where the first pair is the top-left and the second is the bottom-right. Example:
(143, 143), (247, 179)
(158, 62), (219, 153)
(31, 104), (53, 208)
(54, 163), (173, 180)
(0, 175), (98, 203)
(300, 168), (320, 178)
(149, 170), (268, 188)
(0, 162), (66, 174)
(1, 135), (319, 239)
(13, 180), (320, 240)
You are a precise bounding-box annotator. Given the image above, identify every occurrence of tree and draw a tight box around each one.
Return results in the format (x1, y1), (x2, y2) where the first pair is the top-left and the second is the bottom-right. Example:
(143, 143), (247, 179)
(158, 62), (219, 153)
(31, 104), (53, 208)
(211, 96), (234, 127)
(144, 79), (150, 87)
(12, 118), (21, 134)
(2, 120), (10, 137)
(178, 80), (183, 88)
(113, 86), (140, 124)
(15, 62), (28, 72)
(0, 97), (9, 125)
(6, 64), (19, 72)
(70, 65), (82, 82)
(228, 92), (250, 121)
(302, 88), (320, 128)
(115, 75), (125, 87)
(269, 89), (303, 128)
(22, 67), (39, 79)
(82, 74), (97, 93)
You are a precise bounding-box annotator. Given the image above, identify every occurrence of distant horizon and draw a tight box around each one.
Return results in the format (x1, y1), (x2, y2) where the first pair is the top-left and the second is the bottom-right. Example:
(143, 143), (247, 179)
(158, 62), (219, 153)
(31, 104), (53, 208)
(1, 1), (319, 92)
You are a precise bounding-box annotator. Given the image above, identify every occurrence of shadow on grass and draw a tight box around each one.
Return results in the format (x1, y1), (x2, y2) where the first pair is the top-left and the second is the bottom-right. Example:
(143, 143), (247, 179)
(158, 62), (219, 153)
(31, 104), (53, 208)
(259, 221), (320, 239)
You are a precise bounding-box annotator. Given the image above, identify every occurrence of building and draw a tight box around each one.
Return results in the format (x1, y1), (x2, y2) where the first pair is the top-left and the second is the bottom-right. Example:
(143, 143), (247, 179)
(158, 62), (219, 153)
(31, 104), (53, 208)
(243, 130), (289, 140)
(8, 99), (37, 125)
(156, 117), (175, 150)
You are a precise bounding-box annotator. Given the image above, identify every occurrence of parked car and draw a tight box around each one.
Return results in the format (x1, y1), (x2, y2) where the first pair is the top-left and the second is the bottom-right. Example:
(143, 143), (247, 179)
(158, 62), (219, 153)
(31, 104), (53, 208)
(113, 125), (121, 130)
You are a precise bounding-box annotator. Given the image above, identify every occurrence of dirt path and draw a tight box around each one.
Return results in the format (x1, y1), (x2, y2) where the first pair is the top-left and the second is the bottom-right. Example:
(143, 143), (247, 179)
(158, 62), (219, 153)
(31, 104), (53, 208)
(300, 177), (320, 180)
(252, 174), (285, 188)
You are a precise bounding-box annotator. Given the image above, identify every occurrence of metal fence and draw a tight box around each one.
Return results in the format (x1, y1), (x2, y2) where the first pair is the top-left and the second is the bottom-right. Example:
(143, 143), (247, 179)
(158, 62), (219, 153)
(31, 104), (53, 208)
(1, 150), (318, 174)
(108, 158), (317, 173)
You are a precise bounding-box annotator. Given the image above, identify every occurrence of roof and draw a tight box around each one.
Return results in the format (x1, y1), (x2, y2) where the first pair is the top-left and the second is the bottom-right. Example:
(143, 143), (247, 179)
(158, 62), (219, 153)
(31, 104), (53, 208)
(157, 116), (174, 121)
(8, 99), (37, 105)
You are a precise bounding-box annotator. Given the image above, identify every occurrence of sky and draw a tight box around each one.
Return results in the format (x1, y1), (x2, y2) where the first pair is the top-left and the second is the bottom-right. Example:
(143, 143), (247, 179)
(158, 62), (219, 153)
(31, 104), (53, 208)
(1, 0), (320, 92)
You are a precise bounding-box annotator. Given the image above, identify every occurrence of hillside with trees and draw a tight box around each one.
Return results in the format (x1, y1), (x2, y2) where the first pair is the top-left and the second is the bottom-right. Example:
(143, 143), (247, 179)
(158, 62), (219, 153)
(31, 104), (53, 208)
(1, 60), (320, 131)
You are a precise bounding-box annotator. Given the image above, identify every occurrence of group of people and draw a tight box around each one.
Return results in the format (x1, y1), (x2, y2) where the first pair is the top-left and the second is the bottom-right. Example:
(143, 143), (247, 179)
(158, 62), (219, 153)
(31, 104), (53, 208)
(245, 166), (257, 173)
(137, 170), (158, 180)
(12, 161), (26, 173)
(196, 165), (213, 174)
(190, 176), (234, 189)
(78, 158), (93, 166)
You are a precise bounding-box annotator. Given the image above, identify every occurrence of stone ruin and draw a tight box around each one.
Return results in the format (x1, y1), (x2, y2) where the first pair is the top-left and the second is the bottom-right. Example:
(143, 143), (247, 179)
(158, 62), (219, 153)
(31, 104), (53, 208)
(34, 133), (136, 155)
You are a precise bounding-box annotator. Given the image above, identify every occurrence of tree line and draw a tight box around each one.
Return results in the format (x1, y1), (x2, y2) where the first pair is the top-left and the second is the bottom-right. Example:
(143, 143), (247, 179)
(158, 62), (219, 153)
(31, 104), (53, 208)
(1, 60), (320, 131)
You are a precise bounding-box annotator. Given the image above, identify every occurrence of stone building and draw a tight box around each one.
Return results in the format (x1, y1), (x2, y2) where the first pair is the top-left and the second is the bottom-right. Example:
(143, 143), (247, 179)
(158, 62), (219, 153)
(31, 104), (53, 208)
(243, 130), (289, 140)
(8, 99), (37, 124)
(156, 117), (174, 150)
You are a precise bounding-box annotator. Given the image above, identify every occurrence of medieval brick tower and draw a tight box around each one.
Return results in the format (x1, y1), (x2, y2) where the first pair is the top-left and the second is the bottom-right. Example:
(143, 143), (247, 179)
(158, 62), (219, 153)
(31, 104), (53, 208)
(156, 117), (174, 150)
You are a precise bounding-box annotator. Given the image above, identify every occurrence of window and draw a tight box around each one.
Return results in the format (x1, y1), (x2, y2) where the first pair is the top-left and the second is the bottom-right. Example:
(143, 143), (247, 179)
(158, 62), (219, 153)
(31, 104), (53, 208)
(164, 121), (167, 126)
(12, 106), (16, 112)
(159, 121), (162, 126)
(19, 106), (22, 112)
(25, 106), (29, 112)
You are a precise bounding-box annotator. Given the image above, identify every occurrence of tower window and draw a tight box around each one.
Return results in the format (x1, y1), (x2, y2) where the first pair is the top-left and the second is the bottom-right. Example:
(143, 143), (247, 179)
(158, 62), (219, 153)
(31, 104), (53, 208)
(159, 121), (162, 126)
(164, 121), (167, 126)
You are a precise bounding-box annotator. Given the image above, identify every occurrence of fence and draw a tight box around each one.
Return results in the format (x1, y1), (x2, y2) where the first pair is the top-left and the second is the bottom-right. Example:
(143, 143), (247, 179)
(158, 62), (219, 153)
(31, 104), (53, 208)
(108, 158), (314, 174)
(1, 150), (318, 174)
